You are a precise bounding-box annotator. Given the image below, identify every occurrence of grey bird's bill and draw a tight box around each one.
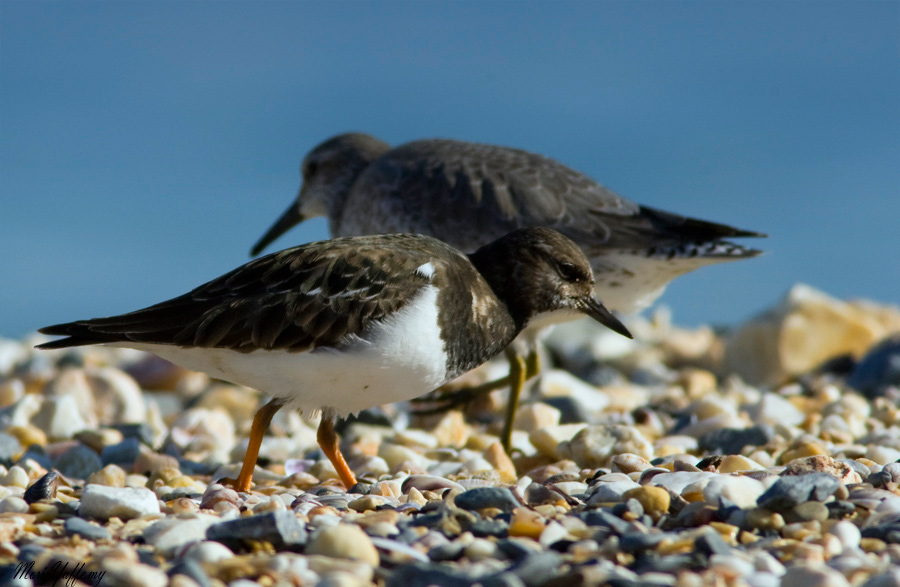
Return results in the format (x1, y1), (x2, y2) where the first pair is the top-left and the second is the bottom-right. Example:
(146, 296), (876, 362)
(251, 201), (304, 256)
(579, 296), (633, 339)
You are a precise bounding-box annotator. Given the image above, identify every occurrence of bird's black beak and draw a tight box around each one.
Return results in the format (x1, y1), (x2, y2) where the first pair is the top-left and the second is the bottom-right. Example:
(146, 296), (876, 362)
(250, 201), (306, 256)
(578, 295), (633, 339)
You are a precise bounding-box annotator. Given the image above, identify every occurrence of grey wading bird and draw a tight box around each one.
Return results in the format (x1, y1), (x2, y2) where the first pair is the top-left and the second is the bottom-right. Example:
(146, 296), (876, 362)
(250, 133), (765, 453)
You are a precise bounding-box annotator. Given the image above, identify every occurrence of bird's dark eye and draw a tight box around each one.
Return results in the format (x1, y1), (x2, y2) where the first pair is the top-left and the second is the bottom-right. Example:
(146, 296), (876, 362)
(304, 161), (318, 177)
(557, 262), (584, 282)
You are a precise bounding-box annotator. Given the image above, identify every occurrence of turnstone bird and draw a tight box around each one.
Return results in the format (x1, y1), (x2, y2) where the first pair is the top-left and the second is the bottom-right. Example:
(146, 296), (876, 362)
(37, 227), (632, 492)
(250, 133), (765, 448)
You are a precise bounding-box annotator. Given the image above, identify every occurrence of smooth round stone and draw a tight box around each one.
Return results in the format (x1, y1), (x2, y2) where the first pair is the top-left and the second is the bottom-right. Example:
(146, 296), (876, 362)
(0, 433), (22, 462)
(647, 471), (716, 495)
(686, 396), (737, 420)
(64, 517), (110, 541)
(379, 443), (430, 471)
(828, 520), (862, 549)
(144, 515), (219, 557)
(306, 524), (379, 566)
(701, 475), (765, 509)
(79, 484), (161, 520)
(182, 540), (234, 564)
(679, 414), (748, 439)
(5, 424), (47, 449)
(718, 455), (765, 473)
(612, 453), (653, 474)
(33, 395), (93, 440)
(464, 537), (499, 561)
(88, 464), (127, 488)
(745, 573), (782, 587)
(100, 437), (141, 468)
(394, 428), (440, 450)
(559, 424), (653, 468)
(454, 487), (519, 512)
(54, 443), (103, 479)
(859, 570), (900, 587)
(587, 480), (642, 504)
(528, 424), (588, 459)
(709, 553), (754, 577)
(746, 509), (785, 532)
(2, 466), (29, 489)
(623, 486), (670, 519)
(757, 473), (841, 512)
(103, 560), (168, 587)
(514, 403), (561, 433)
(0, 496), (29, 514)
(781, 566), (850, 587)
(749, 551), (786, 575)
(789, 501), (829, 523)
(86, 366), (147, 424)
(552, 482), (588, 497)
(866, 446), (900, 466)
(747, 394), (805, 427)
(0, 377), (25, 408)
(846, 336), (900, 397)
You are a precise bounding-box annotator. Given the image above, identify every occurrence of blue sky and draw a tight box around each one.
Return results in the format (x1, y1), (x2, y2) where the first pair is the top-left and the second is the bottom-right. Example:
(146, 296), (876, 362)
(2, 2), (898, 338)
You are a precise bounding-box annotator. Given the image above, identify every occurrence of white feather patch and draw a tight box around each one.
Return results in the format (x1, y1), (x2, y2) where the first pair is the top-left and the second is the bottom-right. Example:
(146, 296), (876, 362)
(118, 285), (449, 417)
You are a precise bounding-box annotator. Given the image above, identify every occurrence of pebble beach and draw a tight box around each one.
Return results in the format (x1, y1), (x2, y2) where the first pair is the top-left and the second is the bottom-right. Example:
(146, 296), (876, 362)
(2, 283), (900, 587)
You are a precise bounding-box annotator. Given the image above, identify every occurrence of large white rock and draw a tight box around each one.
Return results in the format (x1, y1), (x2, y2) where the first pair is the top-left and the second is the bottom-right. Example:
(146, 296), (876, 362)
(79, 484), (160, 520)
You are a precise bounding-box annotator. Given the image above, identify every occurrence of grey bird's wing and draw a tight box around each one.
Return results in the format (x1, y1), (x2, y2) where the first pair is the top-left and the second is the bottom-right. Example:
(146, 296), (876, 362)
(341, 139), (762, 253)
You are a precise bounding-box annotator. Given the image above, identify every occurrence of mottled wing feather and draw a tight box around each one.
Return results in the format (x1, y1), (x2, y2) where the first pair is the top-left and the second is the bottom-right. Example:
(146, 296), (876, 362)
(345, 139), (761, 252)
(38, 235), (436, 352)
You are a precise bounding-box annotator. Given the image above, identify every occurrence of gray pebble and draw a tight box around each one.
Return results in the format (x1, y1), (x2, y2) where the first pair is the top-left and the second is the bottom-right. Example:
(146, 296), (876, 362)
(0, 433), (22, 463)
(454, 487), (519, 512)
(386, 563), (474, 587)
(787, 501), (829, 523)
(54, 443), (102, 479)
(698, 425), (774, 455)
(101, 437), (141, 468)
(64, 517), (110, 541)
(847, 336), (900, 397)
(167, 560), (212, 587)
(756, 473), (841, 512)
(206, 510), (307, 551)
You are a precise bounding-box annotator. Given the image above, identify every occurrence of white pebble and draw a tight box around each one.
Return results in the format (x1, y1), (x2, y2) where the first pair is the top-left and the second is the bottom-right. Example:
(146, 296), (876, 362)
(79, 484), (160, 520)
(0, 496), (29, 514)
(747, 394), (805, 427)
(2, 466), (29, 489)
(702, 475), (766, 509)
(828, 520), (862, 550)
(183, 540), (234, 564)
(143, 514), (219, 557)
(647, 471), (716, 495)
(867, 446), (900, 466)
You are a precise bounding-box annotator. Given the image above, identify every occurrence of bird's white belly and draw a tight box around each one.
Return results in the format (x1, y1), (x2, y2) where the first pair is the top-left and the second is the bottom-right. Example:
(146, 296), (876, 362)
(122, 286), (450, 417)
(593, 252), (723, 314)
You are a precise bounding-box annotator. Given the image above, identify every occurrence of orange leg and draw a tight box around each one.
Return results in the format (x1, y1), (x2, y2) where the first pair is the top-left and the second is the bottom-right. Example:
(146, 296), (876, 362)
(317, 415), (357, 489)
(221, 398), (284, 493)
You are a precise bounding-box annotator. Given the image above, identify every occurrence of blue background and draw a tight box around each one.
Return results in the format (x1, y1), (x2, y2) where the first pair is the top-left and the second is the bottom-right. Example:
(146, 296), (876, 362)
(2, 2), (898, 338)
